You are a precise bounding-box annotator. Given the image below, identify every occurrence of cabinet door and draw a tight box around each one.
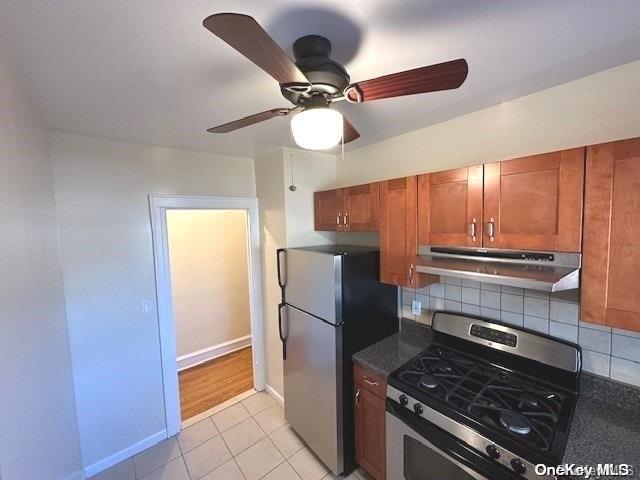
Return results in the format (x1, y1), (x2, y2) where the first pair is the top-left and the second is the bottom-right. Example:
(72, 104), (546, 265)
(314, 189), (342, 231)
(379, 177), (416, 286)
(343, 183), (379, 232)
(379, 177), (434, 287)
(582, 138), (640, 331)
(355, 385), (386, 480)
(418, 166), (483, 247)
(483, 148), (584, 251)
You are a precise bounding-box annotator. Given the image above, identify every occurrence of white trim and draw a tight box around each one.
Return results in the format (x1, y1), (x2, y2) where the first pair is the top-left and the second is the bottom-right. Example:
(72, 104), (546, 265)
(177, 335), (252, 371)
(265, 384), (284, 407)
(83, 430), (167, 478)
(149, 195), (266, 437)
(181, 388), (258, 428)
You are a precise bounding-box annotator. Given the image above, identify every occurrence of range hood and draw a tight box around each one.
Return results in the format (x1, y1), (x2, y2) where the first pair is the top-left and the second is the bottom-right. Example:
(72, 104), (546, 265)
(417, 246), (581, 292)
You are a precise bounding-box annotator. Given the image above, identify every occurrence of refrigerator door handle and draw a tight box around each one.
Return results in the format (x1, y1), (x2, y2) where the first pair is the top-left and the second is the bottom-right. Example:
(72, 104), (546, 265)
(278, 302), (287, 360)
(276, 248), (286, 301)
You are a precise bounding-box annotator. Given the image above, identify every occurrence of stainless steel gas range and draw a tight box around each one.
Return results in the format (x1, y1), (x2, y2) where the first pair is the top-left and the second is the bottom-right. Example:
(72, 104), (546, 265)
(386, 312), (581, 479)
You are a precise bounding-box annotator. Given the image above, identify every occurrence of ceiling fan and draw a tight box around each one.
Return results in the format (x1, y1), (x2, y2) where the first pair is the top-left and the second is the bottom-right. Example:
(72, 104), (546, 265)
(203, 13), (468, 150)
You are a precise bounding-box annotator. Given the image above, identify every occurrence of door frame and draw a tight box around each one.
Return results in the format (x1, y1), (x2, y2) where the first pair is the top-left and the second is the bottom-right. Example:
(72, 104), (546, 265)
(149, 194), (265, 436)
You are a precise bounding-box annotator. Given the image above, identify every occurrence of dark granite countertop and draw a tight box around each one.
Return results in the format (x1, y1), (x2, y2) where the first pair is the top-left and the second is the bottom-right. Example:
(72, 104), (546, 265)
(563, 374), (640, 479)
(352, 319), (431, 377)
(352, 320), (640, 479)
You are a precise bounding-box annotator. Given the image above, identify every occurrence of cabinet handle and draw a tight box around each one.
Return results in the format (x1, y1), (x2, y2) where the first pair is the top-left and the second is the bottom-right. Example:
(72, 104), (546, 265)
(487, 217), (496, 242)
(468, 218), (477, 242)
(409, 263), (414, 284)
(363, 377), (379, 387)
(355, 388), (360, 407)
(343, 212), (348, 227)
(337, 213), (341, 226)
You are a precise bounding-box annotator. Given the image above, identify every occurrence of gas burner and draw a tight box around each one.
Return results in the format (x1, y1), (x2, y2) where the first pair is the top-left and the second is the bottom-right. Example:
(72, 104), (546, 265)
(433, 360), (454, 373)
(387, 313), (581, 472)
(519, 392), (539, 410)
(419, 374), (438, 389)
(391, 343), (566, 453)
(500, 410), (532, 435)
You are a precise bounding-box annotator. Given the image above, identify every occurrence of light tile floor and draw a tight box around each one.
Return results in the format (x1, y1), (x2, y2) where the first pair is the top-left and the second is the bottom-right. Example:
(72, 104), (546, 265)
(90, 391), (372, 480)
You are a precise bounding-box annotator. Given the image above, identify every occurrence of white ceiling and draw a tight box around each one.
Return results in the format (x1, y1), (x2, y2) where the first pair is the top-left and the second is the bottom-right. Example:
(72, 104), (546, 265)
(1, 1), (639, 158)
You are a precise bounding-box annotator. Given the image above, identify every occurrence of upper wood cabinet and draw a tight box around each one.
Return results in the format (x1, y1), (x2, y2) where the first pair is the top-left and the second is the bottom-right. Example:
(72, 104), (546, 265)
(314, 189), (342, 231)
(483, 148), (585, 252)
(581, 138), (640, 331)
(314, 183), (379, 232)
(379, 177), (435, 288)
(343, 183), (380, 232)
(418, 165), (483, 247)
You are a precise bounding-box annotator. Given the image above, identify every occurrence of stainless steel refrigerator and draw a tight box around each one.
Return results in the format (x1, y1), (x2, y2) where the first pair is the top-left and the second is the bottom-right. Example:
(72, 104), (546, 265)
(276, 245), (398, 476)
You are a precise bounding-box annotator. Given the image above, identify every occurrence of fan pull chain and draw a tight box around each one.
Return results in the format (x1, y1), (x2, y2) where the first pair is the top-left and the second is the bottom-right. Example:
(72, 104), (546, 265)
(288, 129), (297, 191)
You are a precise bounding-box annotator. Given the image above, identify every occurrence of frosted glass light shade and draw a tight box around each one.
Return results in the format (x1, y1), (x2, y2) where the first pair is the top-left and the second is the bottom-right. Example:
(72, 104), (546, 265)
(290, 108), (344, 150)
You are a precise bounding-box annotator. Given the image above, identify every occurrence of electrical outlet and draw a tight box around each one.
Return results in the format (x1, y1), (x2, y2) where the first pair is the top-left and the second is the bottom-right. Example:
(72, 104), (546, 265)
(411, 299), (422, 315)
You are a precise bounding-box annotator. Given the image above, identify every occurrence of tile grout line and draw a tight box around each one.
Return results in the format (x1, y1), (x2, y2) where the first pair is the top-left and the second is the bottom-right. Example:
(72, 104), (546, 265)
(609, 330), (613, 377)
(184, 392), (256, 480)
(257, 458), (289, 480)
(199, 393), (275, 479)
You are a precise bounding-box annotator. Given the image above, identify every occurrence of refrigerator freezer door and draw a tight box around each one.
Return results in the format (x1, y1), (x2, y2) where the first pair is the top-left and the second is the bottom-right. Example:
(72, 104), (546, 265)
(283, 305), (343, 474)
(284, 249), (342, 325)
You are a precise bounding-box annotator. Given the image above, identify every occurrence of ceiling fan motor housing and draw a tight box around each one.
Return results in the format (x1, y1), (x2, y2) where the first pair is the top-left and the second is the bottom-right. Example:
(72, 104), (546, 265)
(281, 35), (350, 105)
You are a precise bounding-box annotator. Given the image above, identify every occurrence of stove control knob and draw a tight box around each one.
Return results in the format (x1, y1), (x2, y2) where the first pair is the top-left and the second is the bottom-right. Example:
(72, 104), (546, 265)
(413, 403), (423, 415)
(399, 395), (409, 407)
(485, 444), (500, 459)
(511, 458), (526, 475)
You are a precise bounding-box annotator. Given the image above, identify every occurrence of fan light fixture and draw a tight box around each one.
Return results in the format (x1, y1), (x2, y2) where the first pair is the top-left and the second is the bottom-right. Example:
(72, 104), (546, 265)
(290, 108), (343, 150)
(204, 14), (469, 146)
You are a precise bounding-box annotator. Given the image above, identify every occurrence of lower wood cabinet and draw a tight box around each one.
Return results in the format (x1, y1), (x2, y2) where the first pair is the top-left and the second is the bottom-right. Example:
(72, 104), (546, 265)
(581, 137), (640, 331)
(354, 364), (387, 480)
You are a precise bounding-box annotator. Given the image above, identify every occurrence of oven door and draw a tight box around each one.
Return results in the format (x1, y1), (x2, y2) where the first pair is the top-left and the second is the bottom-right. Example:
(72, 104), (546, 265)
(387, 401), (518, 480)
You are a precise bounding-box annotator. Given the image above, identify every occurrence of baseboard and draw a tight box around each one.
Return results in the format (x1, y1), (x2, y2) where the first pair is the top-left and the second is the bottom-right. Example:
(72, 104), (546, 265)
(265, 384), (284, 407)
(61, 470), (85, 480)
(83, 430), (167, 478)
(177, 335), (251, 371)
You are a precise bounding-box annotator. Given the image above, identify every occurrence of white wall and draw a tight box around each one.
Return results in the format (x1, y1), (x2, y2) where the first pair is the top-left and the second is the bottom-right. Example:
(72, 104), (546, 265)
(167, 209), (251, 359)
(255, 150), (288, 399)
(49, 132), (255, 472)
(0, 53), (83, 479)
(283, 147), (339, 248)
(255, 147), (336, 397)
(337, 60), (640, 185)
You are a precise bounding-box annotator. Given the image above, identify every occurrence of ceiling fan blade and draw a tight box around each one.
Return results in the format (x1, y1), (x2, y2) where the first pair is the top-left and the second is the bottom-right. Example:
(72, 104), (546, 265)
(343, 116), (360, 144)
(345, 59), (468, 103)
(207, 108), (291, 133)
(203, 13), (309, 86)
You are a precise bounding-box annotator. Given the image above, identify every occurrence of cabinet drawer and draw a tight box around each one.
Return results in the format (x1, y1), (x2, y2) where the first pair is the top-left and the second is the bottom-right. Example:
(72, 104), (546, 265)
(354, 363), (387, 398)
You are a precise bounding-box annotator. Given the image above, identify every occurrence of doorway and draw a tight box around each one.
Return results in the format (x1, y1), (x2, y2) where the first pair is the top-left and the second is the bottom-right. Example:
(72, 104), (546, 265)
(149, 195), (265, 437)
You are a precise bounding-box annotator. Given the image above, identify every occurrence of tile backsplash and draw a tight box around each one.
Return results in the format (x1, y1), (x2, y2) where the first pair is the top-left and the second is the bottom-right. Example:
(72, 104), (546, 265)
(401, 276), (640, 388)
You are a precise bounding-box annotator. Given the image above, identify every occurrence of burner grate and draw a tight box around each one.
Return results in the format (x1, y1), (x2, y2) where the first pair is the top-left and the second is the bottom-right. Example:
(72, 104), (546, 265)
(396, 345), (564, 452)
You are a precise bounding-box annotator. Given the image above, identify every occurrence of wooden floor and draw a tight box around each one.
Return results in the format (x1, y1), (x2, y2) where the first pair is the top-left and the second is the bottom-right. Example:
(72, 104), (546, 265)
(179, 347), (253, 420)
